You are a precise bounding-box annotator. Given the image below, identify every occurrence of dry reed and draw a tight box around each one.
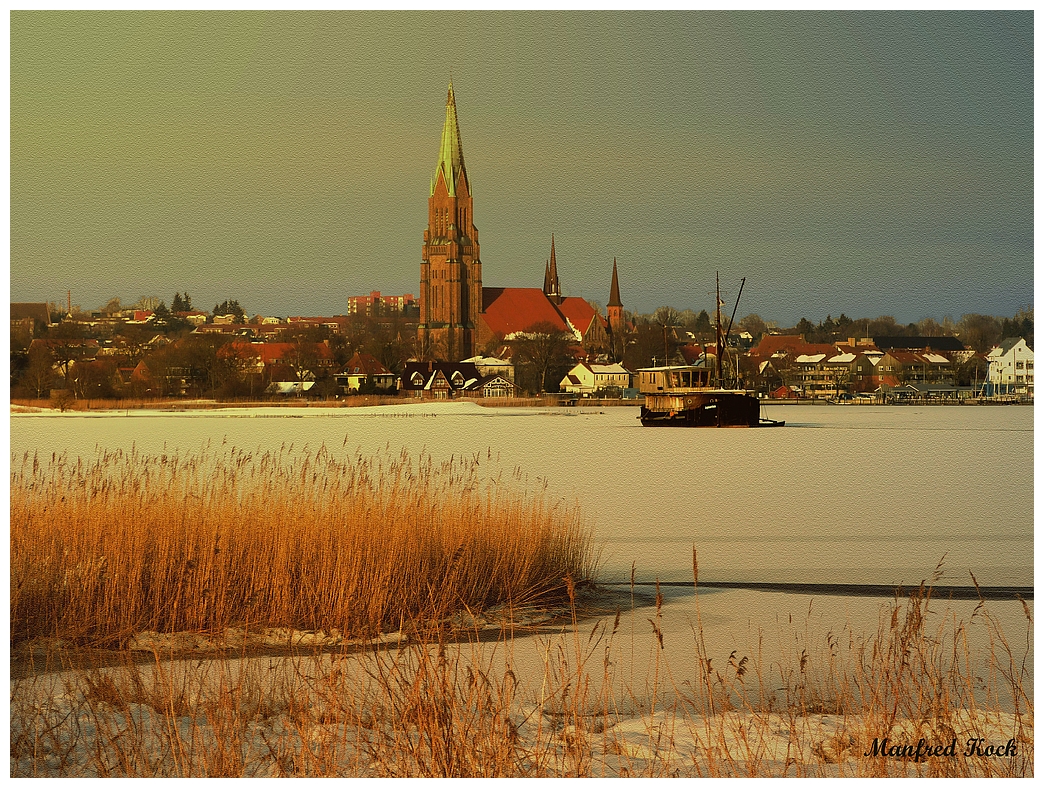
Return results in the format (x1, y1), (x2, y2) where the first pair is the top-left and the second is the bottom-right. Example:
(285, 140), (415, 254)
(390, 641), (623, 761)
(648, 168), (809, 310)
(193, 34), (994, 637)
(8, 450), (1032, 777)
(10, 573), (1032, 777)
(11, 444), (594, 647)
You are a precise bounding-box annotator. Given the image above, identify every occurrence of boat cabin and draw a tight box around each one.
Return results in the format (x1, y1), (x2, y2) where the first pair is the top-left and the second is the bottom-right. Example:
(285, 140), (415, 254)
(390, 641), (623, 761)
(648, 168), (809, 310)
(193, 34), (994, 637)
(637, 365), (713, 394)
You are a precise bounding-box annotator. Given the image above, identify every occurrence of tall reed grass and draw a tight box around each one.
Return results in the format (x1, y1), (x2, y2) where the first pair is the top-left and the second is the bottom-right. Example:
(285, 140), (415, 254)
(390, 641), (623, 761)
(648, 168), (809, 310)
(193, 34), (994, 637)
(10, 444), (594, 647)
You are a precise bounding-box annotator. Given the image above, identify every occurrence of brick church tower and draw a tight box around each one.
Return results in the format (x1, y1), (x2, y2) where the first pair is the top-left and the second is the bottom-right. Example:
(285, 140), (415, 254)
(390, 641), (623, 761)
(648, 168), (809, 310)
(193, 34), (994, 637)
(418, 83), (482, 361)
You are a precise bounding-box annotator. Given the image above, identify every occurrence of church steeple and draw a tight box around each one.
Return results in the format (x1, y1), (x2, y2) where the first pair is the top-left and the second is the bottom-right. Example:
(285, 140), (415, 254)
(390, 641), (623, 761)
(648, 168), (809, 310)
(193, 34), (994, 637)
(608, 257), (622, 307)
(432, 81), (469, 198)
(543, 234), (562, 304)
(606, 257), (624, 360)
(420, 82), (481, 362)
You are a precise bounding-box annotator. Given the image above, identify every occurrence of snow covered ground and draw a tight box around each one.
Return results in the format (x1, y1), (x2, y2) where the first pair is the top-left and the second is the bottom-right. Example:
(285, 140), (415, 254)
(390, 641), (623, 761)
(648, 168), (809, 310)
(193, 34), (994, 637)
(11, 588), (1033, 777)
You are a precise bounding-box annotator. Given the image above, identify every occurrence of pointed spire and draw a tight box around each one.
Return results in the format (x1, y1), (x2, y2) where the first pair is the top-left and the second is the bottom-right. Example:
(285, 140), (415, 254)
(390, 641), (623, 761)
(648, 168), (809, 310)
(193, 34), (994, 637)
(608, 257), (623, 307)
(546, 234), (561, 299)
(543, 260), (551, 293)
(433, 81), (469, 197)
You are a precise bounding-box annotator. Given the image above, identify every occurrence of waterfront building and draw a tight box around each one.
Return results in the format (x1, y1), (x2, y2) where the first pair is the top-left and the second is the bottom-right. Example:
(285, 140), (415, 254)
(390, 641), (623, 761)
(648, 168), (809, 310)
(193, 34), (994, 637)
(986, 337), (1034, 396)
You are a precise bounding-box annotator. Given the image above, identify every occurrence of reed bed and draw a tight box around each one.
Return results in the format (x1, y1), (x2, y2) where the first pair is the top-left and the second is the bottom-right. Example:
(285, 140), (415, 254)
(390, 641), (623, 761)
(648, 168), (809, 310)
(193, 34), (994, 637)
(10, 444), (594, 647)
(8, 448), (1032, 777)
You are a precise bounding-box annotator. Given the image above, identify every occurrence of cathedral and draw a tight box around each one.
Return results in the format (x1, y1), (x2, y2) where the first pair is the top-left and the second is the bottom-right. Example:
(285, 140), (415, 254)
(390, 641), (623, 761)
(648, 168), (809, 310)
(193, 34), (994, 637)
(417, 84), (624, 361)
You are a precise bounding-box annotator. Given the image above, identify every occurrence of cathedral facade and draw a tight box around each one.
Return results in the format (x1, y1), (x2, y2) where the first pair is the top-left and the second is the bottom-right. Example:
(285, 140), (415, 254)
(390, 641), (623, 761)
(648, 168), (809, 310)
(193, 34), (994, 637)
(418, 84), (623, 362)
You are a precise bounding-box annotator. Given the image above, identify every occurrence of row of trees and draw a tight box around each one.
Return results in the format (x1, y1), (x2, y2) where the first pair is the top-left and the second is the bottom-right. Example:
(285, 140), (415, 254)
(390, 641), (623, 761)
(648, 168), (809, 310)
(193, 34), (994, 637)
(10, 288), (1034, 400)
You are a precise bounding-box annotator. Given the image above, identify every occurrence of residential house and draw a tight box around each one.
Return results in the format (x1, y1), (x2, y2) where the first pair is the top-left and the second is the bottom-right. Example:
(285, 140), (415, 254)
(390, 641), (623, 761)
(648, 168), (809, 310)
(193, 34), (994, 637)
(986, 337), (1034, 396)
(336, 352), (397, 393)
(875, 350), (953, 389)
(559, 362), (632, 395)
(400, 361), (484, 399)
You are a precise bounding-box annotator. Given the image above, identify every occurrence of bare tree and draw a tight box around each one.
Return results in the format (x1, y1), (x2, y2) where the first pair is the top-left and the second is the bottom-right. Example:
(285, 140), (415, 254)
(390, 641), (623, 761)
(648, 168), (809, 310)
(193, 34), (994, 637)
(511, 322), (574, 393)
(653, 306), (681, 366)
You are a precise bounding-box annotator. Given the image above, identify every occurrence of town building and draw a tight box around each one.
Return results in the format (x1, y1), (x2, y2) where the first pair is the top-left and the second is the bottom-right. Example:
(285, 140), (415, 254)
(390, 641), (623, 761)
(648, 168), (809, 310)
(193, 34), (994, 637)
(10, 303), (51, 337)
(347, 292), (417, 318)
(335, 352), (397, 393)
(986, 337), (1034, 396)
(560, 362), (632, 395)
(417, 83), (623, 362)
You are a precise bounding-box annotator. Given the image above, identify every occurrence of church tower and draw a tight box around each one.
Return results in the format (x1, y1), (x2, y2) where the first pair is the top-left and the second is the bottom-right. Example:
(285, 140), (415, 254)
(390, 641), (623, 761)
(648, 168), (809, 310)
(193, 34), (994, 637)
(419, 83), (482, 361)
(542, 235), (562, 305)
(607, 258), (624, 359)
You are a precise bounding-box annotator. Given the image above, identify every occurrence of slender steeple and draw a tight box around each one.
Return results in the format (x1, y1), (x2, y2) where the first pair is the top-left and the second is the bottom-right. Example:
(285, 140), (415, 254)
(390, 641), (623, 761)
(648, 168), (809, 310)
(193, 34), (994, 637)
(432, 81), (469, 197)
(606, 257), (625, 360)
(544, 235), (562, 303)
(608, 257), (622, 307)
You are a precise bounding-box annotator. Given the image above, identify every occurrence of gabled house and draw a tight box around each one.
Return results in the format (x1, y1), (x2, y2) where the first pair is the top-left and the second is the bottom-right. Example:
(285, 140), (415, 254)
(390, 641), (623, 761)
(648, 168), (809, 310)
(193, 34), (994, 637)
(559, 362), (632, 395)
(400, 361), (484, 399)
(986, 337), (1034, 396)
(336, 352), (397, 393)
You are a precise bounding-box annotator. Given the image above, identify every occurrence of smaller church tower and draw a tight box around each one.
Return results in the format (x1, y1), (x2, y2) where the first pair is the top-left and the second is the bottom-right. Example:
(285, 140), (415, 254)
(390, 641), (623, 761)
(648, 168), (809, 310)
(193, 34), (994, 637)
(607, 258), (624, 360)
(542, 235), (563, 305)
(607, 258), (624, 334)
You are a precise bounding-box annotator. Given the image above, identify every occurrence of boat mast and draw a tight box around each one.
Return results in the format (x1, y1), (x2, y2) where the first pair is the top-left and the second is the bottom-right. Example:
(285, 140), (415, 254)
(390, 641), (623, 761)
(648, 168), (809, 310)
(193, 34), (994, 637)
(715, 272), (724, 387)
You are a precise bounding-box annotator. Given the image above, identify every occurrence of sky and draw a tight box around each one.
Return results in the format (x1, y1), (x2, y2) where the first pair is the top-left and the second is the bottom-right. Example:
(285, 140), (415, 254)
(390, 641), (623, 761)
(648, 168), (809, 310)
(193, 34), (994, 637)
(10, 10), (1034, 326)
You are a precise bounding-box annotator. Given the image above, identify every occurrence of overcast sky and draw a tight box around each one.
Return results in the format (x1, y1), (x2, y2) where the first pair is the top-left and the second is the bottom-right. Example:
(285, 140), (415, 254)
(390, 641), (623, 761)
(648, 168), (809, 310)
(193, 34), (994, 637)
(10, 11), (1033, 325)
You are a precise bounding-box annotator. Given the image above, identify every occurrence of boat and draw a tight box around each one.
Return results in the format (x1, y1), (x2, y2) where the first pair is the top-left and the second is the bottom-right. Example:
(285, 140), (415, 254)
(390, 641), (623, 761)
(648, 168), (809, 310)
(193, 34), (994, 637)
(638, 273), (784, 428)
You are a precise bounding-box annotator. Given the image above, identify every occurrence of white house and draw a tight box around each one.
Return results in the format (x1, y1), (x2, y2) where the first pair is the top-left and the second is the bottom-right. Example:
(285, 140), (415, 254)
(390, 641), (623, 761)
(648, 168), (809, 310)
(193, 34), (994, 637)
(560, 362), (631, 395)
(986, 337), (1034, 396)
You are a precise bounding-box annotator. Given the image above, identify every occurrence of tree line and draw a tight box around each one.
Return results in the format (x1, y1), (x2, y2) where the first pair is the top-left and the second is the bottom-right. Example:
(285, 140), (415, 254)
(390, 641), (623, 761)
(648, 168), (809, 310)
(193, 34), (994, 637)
(9, 291), (1034, 401)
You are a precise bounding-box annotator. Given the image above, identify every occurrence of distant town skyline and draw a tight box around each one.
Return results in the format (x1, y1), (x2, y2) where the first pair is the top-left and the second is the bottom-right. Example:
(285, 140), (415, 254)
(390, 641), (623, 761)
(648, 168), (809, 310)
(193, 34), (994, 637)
(11, 11), (1033, 325)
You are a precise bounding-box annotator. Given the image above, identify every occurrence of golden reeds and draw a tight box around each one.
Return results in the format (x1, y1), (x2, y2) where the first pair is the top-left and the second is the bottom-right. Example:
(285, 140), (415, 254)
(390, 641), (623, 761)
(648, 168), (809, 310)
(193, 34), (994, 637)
(11, 445), (594, 647)
(8, 448), (1032, 777)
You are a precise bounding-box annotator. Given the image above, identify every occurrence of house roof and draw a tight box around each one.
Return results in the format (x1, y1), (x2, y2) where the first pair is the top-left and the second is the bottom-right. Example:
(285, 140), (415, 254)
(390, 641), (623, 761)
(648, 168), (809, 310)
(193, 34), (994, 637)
(401, 361), (483, 391)
(556, 297), (603, 338)
(884, 349), (929, 365)
(341, 352), (392, 376)
(990, 336), (1026, 355)
(253, 342), (335, 365)
(481, 287), (570, 338)
(750, 334), (807, 358)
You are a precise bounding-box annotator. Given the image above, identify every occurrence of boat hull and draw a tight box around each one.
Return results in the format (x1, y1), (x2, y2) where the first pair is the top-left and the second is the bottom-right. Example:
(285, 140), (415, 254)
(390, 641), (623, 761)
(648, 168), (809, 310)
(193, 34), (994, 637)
(640, 391), (784, 428)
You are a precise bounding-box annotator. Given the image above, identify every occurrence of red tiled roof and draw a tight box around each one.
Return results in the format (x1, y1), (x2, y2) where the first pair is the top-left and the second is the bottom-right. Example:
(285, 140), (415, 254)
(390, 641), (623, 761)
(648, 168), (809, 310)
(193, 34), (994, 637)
(752, 335), (837, 359)
(883, 350), (927, 365)
(556, 297), (601, 336)
(750, 334), (808, 358)
(254, 342), (335, 365)
(481, 287), (569, 337)
(342, 352), (391, 376)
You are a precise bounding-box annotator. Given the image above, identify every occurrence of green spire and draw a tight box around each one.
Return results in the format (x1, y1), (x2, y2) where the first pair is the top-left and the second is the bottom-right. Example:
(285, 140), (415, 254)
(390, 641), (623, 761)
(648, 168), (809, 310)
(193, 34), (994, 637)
(432, 81), (469, 197)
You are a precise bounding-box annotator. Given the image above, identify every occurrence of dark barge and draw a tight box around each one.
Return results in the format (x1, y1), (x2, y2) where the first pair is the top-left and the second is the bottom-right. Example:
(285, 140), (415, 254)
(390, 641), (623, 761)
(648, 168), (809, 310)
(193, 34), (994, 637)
(637, 272), (784, 428)
(638, 366), (784, 428)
